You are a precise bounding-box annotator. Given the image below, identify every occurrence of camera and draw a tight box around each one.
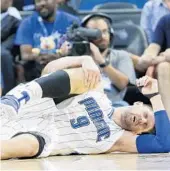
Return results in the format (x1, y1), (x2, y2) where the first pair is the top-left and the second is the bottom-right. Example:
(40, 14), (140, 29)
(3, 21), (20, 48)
(66, 23), (102, 56)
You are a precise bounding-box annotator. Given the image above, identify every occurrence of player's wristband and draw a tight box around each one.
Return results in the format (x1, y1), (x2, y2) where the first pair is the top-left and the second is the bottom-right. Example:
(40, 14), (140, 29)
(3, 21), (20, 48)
(138, 86), (159, 99)
(145, 92), (160, 99)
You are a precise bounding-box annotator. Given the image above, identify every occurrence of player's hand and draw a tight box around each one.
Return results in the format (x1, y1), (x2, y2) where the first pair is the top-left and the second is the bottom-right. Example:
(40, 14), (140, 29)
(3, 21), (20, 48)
(136, 76), (159, 98)
(82, 56), (101, 89)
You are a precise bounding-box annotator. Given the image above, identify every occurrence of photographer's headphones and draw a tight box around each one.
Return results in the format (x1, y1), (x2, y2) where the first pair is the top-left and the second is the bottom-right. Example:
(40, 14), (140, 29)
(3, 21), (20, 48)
(81, 13), (114, 47)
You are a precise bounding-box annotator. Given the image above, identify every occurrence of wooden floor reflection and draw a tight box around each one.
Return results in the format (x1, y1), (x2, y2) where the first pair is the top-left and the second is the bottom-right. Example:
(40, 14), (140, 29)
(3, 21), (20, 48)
(1, 153), (170, 170)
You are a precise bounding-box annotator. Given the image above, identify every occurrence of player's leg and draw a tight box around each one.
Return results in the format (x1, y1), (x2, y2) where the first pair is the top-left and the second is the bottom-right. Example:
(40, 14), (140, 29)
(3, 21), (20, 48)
(1, 68), (99, 118)
(1, 70), (71, 115)
(156, 62), (170, 118)
(1, 132), (45, 160)
(1, 68), (92, 109)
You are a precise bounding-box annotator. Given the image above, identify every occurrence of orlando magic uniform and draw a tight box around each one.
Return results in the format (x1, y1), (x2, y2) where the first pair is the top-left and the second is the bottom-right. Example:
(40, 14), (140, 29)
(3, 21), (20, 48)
(1, 90), (124, 158)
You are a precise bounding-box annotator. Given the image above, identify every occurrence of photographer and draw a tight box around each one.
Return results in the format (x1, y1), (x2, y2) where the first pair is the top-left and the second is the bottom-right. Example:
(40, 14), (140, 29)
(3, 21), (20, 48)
(81, 13), (137, 104)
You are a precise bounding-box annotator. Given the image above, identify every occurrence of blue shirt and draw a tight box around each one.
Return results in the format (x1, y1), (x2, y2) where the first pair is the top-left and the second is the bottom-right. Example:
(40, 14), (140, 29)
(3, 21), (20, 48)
(140, 0), (170, 43)
(136, 110), (170, 153)
(15, 10), (79, 49)
(153, 14), (170, 52)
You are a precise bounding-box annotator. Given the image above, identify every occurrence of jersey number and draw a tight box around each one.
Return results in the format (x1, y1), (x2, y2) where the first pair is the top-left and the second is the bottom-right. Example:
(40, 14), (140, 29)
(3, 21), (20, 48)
(70, 116), (90, 129)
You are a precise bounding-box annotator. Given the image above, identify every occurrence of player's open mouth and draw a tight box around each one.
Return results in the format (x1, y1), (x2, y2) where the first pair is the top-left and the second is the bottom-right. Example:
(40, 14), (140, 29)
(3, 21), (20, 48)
(127, 115), (138, 126)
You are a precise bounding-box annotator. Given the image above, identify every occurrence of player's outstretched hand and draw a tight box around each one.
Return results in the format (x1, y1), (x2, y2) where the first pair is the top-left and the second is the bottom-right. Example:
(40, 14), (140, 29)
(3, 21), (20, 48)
(136, 76), (159, 99)
(82, 56), (101, 89)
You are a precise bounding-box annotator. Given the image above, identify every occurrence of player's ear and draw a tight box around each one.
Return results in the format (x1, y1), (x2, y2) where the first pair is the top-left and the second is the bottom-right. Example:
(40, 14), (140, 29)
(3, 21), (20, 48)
(133, 101), (143, 107)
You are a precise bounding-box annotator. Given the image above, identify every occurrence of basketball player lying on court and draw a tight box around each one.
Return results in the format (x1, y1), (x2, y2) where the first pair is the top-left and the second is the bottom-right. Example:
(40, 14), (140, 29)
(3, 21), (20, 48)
(1, 56), (170, 160)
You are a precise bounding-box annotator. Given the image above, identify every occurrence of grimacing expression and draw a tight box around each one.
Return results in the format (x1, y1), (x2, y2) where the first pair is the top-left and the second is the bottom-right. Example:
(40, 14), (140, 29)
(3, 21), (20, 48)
(35, 0), (57, 20)
(86, 19), (110, 52)
(121, 104), (155, 134)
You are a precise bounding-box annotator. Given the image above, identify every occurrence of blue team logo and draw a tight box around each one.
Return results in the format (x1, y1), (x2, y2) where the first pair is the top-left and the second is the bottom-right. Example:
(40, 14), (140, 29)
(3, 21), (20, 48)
(70, 97), (111, 142)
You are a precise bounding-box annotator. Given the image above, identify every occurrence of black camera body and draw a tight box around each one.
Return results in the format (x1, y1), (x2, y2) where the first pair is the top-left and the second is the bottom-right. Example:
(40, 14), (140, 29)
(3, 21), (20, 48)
(70, 41), (91, 56)
(66, 23), (102, 56)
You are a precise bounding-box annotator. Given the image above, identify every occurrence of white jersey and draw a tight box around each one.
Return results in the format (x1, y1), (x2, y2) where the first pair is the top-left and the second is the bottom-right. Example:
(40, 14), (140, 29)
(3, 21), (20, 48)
(1, 91), (124, 157)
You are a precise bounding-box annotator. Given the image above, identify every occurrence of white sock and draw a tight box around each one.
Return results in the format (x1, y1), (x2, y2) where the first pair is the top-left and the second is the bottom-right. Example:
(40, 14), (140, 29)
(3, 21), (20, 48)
(7, 81), (43, 107)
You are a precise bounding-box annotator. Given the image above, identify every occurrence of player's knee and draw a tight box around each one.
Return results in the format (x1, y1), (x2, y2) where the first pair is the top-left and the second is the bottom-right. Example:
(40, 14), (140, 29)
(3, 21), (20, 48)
(11, 134), (40, 158)
(27, 140), (39, 157)
(12, 132), (46, 158)
(156, 62), (170, 77)
(20, 134), (40, 157)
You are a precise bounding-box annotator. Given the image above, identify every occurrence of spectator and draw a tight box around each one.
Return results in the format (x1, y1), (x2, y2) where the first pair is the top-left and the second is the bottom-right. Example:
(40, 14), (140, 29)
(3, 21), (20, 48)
(15, 0), (79, 81)
(141, 14), (170, 117)
(1, 0), (21, 95)
(140, 0), (170, 43)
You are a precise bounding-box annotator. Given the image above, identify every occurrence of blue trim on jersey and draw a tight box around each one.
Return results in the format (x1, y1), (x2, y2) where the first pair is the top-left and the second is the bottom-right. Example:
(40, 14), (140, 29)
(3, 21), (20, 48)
(79, 97), (111, 142)
(70, 116), (90, 129)
(136, 110), (170, 153)
(107, 108), (115, 119)
(18, 91), (30, 103)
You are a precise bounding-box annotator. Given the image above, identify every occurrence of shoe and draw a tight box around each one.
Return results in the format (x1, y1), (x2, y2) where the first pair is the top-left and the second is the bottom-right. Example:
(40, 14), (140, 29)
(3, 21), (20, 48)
(0, 95), (19, 119)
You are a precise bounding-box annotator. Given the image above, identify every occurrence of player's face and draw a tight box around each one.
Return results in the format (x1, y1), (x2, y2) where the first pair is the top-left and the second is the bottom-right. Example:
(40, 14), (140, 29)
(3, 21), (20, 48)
(86, 19), (110, 52)
(121, 103), (155, 134)
(35, 0), (57, 20)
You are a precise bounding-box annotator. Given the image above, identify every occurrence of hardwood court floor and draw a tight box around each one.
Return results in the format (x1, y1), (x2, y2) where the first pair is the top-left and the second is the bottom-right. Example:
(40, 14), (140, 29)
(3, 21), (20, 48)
(1, 153), (170, 170)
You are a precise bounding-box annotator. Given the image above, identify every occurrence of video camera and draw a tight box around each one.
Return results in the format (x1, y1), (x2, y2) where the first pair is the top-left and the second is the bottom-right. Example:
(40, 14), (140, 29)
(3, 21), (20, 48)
(66, 23), (102, 56)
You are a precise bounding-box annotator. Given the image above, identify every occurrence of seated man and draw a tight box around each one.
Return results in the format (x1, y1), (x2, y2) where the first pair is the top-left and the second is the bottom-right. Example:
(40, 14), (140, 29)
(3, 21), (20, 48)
(140, 0), (170, 43)
(15, 0), (79, 81)
(141, 14), (170, 117)
(1, 56), (170, 160)
(81, 13), (136, 103)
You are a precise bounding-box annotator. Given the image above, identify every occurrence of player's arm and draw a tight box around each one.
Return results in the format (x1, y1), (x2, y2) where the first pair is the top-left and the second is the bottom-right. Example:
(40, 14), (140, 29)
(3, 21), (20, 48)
(42, 56), (102, 92)
(42, 56), (93, 75)
(110, 77), (170, 153)
(113, 110), (170, 153)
